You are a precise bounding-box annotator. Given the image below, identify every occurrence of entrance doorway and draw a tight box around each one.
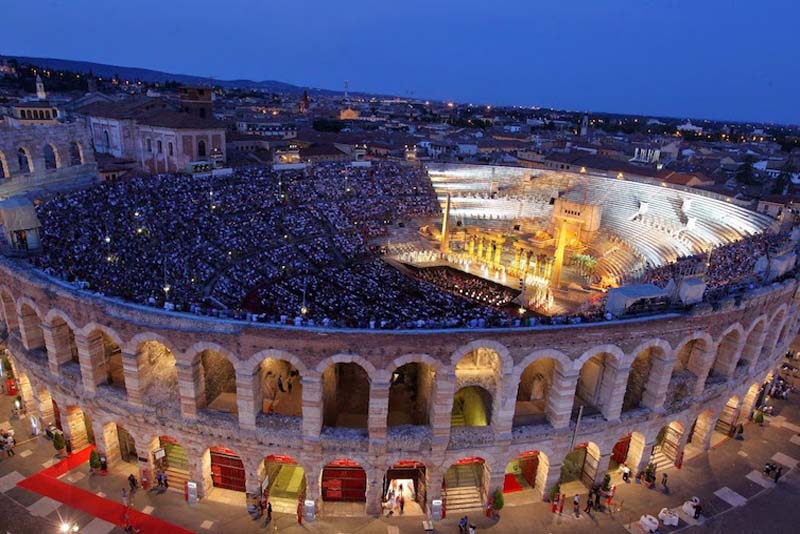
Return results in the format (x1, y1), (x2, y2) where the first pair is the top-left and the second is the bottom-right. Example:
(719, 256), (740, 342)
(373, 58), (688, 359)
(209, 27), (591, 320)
(321, 459), (367, 503)
(154, 436), (189, 491)
(263, 455), (306, 513)
(715, 397), (740, 437)
(443, 457), (486, 513)
(209, 447), (246, 492)
(561, 442), (600, 490)
(383, 461), (426, 515)
(504, 451), (539, 495)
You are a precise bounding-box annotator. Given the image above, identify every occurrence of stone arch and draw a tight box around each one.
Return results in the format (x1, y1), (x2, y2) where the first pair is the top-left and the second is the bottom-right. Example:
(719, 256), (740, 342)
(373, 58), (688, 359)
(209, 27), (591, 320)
(560, 441), (602, 490)
(654, 420), (685, 467)
(622, 342), (669, 413)
(503, 449), (550, 501)
(761, 306), (788, 363)
(450, 339), (512, 373)
(262, 454), (307, 510)
(42, 143), (60, 169)
(513, 351), (569, 428)
(0, 287), (18, 334)
(666, 332), (713, 407)
(713, 394), (742, 439)
(63, 405), (94, 451)
(44, 311), (81, 377)
(98, 421), (139, 467)
(201, 446), (247, 494)
(573, 345), (624, 419)
(320, 457), (368, 507)
(253, 352), (303, 419)
(741, 316), (767, 370)
(248, 349), (309, 377)
(387, 358), (436, 427)
(610, 430), (648, 473)
(0, 150), (9, 178)
(708, 324), (744, 383)
(69, 141), (84, 165)
(81, 326), (126, 392)
(314, 352), (377, 377)
(134, 339), (179, 413)
(443, 456), (489, 511)
(190, 347), (238, 415)
(451, 385), (493, 427)
(16, 298), (45, 352)
(321, 360), (371, 429)
(16, 147), (33, 174)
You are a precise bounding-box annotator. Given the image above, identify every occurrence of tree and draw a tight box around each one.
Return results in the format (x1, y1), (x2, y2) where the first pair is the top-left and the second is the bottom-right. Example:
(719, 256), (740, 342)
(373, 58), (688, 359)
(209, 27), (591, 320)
(492, 488), (504, 511)
(735, 156), (759, 186)
(772, 162), (795, 194)
(53, 432), (66, 453)
(89, 449), (101, 470)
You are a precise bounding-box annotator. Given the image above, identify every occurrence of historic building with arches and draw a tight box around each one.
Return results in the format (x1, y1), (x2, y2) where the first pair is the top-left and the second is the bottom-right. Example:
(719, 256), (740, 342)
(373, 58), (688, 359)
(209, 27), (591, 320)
(1, 256), (797, 518)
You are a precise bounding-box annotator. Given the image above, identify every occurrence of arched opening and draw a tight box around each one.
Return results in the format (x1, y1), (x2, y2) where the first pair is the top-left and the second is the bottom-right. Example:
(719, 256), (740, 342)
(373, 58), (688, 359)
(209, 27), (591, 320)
(687, 409), (714, 453)
(504, 450), (547, 503)
(206, 446), (246, 493)
(610, 431), (647, 474)
(37, 387), (56, 427)
(153, 436), (189, 491)
(713, 395), (740, 444)
(0, 291), (17, 334)
(388, 362), (435, 427)
(321, 458), (367, 504)
(198, 139), (207, 158)
(708, 329), (741, 384)
(514, 357), (557, 427)
(622, 346), (662, 412)
(761, 310), (786, 363)
(42, 144), (58, 169)
(18, 303), (45, 355)
(197, 349), (237, 414)
(263, 455), (306, 513)
(383, 460), (427, 515)
(17, 147), (32, 174)
(69, 141), (83, 165)
(256, 358), (302, 420)
(653, 421), (684, 468)
(86, 330), (126, 391)
(666, 338), (709, 407)
(101, 422), (138, 468)
(443, 457), (487, 513)
(575, 352), (616, 418)
(741, 382), (761, 420)
(322, 362), (370, 429)
(0, 151), (9, 178)
(451, 386), (492, 427)
(740, 320), (766, 373)
(49, 316), (81, 380)
(455, 347), (502, 377)
(137, 341), (179, 412)
(63, 406), (94, 451)
(560, 442), (601, 492)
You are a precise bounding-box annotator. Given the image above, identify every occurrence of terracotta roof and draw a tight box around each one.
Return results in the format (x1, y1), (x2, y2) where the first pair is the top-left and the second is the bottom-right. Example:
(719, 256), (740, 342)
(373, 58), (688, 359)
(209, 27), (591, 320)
(138, 110), (226, 130)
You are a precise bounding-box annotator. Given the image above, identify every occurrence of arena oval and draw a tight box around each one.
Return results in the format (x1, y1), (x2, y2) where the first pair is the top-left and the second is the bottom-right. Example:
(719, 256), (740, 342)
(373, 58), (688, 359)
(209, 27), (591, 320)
(2, 260), (798, 517)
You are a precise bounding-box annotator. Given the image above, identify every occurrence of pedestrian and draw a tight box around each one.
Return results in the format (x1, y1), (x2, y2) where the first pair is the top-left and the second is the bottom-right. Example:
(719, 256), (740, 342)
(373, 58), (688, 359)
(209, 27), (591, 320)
(121, 487), (129, 507)
(4, 437), (14, 457)
(621, 464), (631, 482)
(459, 515), (468, 534)
(573, 494), (580, 517)
(128, 473), (137, 492)
(584, 495), (593, 514)
(267, 501), (272, 521)
(468, 524), (476, 534)
(594, 489), (601, 508)
(399, 495), (405, 514)
(661, 473), (668, 490)
(163, 471), (169, 489)
(155, 470), (163, 488)
(774, 466), (783, 483)
(693, 503), (702, 520)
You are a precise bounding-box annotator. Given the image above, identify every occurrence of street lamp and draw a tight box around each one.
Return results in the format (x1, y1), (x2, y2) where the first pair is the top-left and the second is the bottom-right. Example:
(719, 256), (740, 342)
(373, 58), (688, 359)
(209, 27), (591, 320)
(60, 522), (79, 533)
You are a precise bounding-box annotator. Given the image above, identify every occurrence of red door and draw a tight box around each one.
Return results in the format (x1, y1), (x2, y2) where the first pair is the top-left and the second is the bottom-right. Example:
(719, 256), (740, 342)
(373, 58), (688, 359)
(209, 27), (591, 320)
(322, 463), (366, 502)
(209, 447), (246, 492)
(612, 434), (632, 465)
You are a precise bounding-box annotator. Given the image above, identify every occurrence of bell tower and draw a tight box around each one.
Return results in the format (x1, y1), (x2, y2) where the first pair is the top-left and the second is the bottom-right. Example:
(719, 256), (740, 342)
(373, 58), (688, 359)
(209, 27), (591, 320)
(35, 74), (47, 100)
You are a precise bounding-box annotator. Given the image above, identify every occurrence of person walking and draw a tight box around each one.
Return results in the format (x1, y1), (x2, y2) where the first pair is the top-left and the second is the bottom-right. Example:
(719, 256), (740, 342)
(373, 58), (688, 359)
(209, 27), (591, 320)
(459, 515), (468, 534)
(584, 495), (594, 514)
(774, 466), (784, 483)
(573, 494), (580, 517)
(661, 473), (669, 490)
(128, 473), (137, 492)
(399, 494), (405, 514)
(163, 471), (169, 489)
(155, 471), (163, 488)
(4, 436), (14, 457)
(267, 501), (272, 521)
(121, 488), (129, 508)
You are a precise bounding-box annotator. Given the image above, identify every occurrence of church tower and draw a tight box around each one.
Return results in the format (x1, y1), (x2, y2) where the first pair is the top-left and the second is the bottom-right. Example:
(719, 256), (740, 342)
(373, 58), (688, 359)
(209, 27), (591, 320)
(580, 113), (589, 137)
(35, 74), (47, 100)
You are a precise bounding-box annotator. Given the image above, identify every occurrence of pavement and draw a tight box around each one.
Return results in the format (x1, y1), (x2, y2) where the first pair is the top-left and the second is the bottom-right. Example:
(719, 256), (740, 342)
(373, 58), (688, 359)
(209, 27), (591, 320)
(1, 366), (800, 534)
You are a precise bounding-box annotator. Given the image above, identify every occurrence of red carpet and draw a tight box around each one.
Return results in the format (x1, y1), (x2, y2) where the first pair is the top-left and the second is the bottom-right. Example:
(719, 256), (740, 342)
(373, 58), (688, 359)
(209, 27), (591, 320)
(503, 473), (523, 493)
(18, 446), (194, 534)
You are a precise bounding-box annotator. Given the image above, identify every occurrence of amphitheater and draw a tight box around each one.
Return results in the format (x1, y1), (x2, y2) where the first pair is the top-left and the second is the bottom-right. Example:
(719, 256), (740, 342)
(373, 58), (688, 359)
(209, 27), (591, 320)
(2, 162), (799, 519)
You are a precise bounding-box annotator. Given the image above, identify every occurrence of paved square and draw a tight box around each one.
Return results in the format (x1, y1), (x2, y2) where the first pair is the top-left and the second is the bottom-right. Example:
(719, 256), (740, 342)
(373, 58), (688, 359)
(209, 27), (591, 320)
(27, 496), (61, 517)
(66, 472), (86, 482)
(714, 486), (747, 507)
(200, 520), (214, 529)
(41, 459), (55, 468)
(19, 449), (33, 458)
(771, 451), (800, 467)
(745, 470), (775, 489)
(790, 435), (800, 446)
(737, 450), (748, 457)
(0, 471), (25, 493)
(781, 422), (800, 433)
(142, 505), (155, 515)
(80, 518), (116, 534)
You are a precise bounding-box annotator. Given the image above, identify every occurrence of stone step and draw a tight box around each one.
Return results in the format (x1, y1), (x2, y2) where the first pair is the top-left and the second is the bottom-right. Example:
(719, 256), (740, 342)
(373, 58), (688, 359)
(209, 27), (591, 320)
(269, 496), (299, 514)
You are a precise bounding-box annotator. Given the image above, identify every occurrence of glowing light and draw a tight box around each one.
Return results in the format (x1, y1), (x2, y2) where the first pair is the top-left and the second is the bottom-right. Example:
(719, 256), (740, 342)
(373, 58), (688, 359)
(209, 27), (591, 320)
(104, 236), (111, 243)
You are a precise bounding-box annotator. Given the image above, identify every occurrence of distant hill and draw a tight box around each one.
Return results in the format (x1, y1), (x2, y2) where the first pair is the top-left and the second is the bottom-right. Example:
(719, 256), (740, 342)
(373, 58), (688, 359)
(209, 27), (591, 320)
(1, 55), (352, 96)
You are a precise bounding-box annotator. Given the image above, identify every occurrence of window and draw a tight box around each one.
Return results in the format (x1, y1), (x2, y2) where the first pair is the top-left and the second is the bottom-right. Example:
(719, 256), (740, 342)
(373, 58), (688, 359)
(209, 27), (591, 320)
(43, 144), (58, 169)
(198, 139), (206, 157)
(52, 109), (57, 118)
(69, 142), (83, 165)
(157, 140), (163, 154)
(103, 130), (110, 149)
(168, 142), (174, 156)
(146, 138), (152, 152)
(17, 148), (31, 174)
(0, 152), (8, 179)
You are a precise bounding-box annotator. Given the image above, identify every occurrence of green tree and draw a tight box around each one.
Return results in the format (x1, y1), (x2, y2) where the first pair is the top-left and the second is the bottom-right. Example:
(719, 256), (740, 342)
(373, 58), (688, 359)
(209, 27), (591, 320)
(735, 156), (759, 186)
(53, 432), (66, 453)
(772, 162), (795, 194)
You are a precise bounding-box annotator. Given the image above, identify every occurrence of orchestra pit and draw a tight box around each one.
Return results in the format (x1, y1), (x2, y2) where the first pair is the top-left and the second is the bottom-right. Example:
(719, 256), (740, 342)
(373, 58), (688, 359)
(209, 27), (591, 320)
(2, 160), (798, 519)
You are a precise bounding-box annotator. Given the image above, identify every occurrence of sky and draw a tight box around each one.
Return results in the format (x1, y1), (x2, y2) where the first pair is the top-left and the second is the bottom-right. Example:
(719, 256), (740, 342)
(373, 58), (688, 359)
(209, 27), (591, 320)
(3, 0), (799, 124)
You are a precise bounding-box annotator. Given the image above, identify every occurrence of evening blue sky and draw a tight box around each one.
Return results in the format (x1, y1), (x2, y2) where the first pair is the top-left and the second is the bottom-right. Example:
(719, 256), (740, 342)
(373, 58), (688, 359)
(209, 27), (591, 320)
(3, 0), (799, 124)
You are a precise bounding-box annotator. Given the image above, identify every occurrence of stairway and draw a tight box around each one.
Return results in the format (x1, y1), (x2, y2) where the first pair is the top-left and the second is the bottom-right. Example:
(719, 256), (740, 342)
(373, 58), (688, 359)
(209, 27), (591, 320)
(268, 465), (305, 514)
(450, 411), (466, 427)
(444, 465), (483, 512)
(650, 446), (675, 472)
(162, 441), (190, 494)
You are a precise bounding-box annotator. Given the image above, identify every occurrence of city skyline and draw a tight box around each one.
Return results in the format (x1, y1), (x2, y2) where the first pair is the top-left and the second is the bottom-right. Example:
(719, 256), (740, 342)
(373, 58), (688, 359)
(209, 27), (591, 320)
(4, 0), (799, 124)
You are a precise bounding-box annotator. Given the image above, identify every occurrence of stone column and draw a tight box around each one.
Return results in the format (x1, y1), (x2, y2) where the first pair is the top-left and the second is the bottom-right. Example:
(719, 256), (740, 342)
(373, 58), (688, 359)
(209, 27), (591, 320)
(692, 415), (714, 451)
(34, 388), (55, 425)
(236, 370), (258, 431)
(75, 331), (106, 394)
(546, 369), (579, 429)
(368, 380), (391, 454)
(121, 351), (143, 407)
(243, 456), (264, 514)
(1, 299), (18, 332)
(176, 362), (201, 420)
(426, 468), (444, 511)
(600, 363), (629, 422)
(690, 345), (715, 397)
(593, 452), (612, 485)
(493, 241), (502, 264)
(493, 375), (516, 442)
(41, 322), (70, 374)
(641, 356), (672, 411)
(301, 375), (323, 442)
(542, 460), (562, 499)
(94, 420), (123, 468)
(635, 441), (656, 473)
(189, 447), (211, 500)
(365, 467), (383, 516)
(17, 309), (44, 351)
(514, 248), (521, 270)
(137, 438), (157, 491)
(430, 375), (456, 450)
(477, 238), (484, 260)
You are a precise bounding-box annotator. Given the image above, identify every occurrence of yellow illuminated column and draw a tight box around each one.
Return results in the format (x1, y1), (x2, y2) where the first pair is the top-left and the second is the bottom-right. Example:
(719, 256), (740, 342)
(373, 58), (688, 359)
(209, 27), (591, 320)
(494, 240), (502, 265)
(550, 221), (568, 288)
(477, 237), (484, 260)
(468, 237), (475, 257)
(440, 193), (451, 254)
(514, 247), (521, 270)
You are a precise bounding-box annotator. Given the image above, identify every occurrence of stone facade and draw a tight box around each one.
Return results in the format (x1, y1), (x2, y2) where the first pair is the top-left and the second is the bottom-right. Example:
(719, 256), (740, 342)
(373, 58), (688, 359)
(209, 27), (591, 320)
(1, 255), (798, 518)
(0, 121), (98, 197)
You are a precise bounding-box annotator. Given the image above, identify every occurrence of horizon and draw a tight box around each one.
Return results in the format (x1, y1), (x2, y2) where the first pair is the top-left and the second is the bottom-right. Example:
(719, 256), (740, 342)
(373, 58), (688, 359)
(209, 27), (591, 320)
(4, 0), (800, 125)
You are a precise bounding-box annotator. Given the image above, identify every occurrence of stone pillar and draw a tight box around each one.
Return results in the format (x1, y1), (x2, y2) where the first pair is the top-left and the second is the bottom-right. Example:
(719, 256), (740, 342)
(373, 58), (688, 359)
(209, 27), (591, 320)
(41, 322), (70, 374)
(514, 248), (521, 270)
(690, 344), (715, 397)
(190, 447), (211, 500)
(641, 356), (672, 411)
(137, 438), (157, 491)
(243, 456), (264, 514)
(121, 351), (143, 407)
(34, 388), (55, 425)
(692, 414), (714, 451)
(430, 375), (456, 450)
(301, 374), (323, 441)
(17, 309), (44, 351)
(75, 331), (106, 394)
(545, 369), (579, 429)
(635, 441), (656, 473)
(365, 467), (383, 516)
(236, 370), (258, 431)
(368, 380), (391, 454)
(426, 468), (444, 511)
(494, 375), (516, 442)
(493, 241), (502, 264)
(94, 420), (122, 468)
(1, 298), (18, 332)
(593, 452), (612, 485)
(600, 363), (629, 422)
(477, 238), (484, 260)
(176, 362), (201, 420)
(542, 461), (562, 498)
